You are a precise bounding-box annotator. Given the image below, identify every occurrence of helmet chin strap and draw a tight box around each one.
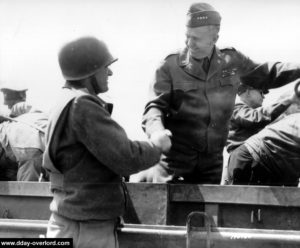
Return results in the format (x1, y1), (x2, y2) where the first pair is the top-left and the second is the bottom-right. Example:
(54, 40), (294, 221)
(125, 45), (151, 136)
(89, 76), (101, 96)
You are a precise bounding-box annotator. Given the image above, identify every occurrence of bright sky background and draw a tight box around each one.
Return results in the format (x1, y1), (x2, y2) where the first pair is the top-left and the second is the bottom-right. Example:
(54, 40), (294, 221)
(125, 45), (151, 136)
(1, 0), (300, 140)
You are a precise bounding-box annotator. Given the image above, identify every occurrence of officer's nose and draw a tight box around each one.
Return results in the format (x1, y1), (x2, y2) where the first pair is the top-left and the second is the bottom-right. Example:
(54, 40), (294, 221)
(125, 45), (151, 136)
(186, 38), (194, 49)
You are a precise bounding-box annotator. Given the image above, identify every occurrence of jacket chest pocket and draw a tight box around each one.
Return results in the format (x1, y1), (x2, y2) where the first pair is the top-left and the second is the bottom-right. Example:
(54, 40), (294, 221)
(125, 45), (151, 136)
(168, 81), (198, 116)
(173, 81), (198, 92)
(219, 74), (239, 90)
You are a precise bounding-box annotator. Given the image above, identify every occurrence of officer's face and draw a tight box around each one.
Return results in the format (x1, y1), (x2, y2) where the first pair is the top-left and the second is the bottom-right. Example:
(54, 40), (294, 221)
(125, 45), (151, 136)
(185, 26), (219, 59)
(247, 89), (264, 108)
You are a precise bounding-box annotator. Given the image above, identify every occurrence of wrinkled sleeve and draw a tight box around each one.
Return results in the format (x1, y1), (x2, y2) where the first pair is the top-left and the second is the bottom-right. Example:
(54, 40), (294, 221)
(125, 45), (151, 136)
(142, 60), (172, 136)
(240, 62), (300, 92)
(10, 102), (32, 117)
(72, 96), (161, 177)
(232, 99), (291, 129)
(229, 49), (300, 92)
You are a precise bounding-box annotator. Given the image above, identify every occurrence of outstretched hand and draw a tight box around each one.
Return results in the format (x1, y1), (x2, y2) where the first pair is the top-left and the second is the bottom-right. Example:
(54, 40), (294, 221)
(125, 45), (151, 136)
(150, 129), (172, 153)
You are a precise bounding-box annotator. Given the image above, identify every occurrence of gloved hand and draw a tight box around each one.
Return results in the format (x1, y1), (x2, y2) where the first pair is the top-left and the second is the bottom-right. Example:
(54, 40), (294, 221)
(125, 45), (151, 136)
(150, 129), (172, 153)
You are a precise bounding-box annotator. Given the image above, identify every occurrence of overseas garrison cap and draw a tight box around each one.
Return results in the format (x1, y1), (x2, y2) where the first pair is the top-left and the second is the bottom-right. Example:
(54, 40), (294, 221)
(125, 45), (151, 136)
(237, 84), (254, 95)
(186, 2), (221, 27)
(0, 81), (28, 92)
(238, 84), (269, 95)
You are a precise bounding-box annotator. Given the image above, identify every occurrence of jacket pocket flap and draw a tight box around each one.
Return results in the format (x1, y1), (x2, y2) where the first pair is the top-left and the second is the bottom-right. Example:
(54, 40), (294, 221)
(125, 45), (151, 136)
(173, 81), (198, 91)
(220, 74), (240, 87)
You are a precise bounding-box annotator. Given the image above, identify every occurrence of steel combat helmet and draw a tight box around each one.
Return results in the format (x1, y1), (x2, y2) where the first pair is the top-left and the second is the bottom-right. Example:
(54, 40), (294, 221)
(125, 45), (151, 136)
(58, 36), (117, 81)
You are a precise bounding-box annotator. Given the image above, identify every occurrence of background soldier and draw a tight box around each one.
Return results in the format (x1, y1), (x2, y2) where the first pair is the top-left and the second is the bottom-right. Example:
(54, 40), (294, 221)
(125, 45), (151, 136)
(0, 111), (48, 181)
(228, 97), (300, 186)
(0, 83), (33, 117)
(226, 83), (297, 153)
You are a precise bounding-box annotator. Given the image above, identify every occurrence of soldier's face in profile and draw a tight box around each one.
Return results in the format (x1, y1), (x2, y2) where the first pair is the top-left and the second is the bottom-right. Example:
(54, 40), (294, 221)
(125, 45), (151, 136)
(185, 26), (219, 59)
(93, 64), (113, 94)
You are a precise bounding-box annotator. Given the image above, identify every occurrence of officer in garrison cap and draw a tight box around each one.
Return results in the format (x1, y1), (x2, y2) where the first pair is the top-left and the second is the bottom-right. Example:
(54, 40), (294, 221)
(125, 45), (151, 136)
(138, 2), (300, 184)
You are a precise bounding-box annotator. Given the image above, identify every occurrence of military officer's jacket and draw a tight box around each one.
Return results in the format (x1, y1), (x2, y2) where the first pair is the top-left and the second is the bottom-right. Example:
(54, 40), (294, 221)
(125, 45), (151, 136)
(143, 46), (300, 154)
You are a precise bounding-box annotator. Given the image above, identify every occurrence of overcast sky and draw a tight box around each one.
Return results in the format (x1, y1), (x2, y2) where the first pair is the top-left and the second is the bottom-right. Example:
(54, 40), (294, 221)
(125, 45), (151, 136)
(1, 0), (300, 139)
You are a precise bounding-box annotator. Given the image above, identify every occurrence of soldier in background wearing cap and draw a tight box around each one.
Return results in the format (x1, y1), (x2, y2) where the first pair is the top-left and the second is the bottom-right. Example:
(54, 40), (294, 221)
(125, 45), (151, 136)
(43, 36), (172, 247)
(222, 83), (299, 184)
(226, 83), (298, 154)
(140, 2), (300, 184)
(227, 98), (300, 186)
(0, 111), (48, 182)
(0, 84), (33, 117)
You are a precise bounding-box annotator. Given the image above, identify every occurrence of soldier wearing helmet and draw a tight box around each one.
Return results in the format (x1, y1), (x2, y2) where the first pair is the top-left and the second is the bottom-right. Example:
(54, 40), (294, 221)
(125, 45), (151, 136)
(43, 36), (172, 247)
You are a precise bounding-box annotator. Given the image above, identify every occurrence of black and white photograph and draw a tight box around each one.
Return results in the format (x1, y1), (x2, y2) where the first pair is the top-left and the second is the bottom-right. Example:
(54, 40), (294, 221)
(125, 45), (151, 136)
(0, 0), (300, 247)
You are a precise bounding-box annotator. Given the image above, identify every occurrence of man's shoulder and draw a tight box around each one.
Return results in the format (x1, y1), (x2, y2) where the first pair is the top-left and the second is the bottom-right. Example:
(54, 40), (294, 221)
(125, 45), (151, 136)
(155, 49), (182, 70)
(73, 94), (110, 115)
(218, 46), (251, 68)
(74, 94), (105, 107)
(163, 49), (181, 60)
(219, 46), (236, 51)
(219, 46), (237, 55)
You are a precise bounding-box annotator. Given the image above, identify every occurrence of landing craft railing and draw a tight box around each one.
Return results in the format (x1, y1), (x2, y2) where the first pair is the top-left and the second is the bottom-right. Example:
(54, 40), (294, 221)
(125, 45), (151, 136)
(1, 217), (300, 248)
(186, 212), (211, 248)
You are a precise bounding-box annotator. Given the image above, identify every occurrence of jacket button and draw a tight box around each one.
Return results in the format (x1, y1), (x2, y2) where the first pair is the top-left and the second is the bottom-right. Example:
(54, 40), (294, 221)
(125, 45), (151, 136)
(211, 123), (216, 128)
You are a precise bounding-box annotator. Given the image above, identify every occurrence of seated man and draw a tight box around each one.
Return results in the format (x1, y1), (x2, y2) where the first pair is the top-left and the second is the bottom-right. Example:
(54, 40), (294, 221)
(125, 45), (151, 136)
(226, 84), (295, 153)
(227, 98), (300, 186)
(0, 111), (48, 181)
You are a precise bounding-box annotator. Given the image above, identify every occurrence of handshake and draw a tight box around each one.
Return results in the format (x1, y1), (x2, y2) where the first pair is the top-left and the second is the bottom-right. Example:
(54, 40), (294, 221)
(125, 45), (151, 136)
(149, 129), (172, 153)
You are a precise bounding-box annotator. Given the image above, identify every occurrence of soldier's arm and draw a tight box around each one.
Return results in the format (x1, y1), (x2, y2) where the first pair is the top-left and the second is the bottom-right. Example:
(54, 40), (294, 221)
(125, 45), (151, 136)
(142, 59), (173, 137)
(228, 48), (300, 92)
(233, 96), (292, 128)
(10, 102), (32, 117)
(72, 96), (164, 177)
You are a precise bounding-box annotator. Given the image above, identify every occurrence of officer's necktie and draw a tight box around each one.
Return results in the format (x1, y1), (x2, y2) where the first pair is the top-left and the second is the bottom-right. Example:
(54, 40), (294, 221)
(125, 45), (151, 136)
(202, 57), (210, 73)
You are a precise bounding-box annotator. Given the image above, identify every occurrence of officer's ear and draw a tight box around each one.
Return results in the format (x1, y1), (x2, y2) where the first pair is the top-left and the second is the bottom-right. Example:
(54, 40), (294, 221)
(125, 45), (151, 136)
(213, 34), (219, 43)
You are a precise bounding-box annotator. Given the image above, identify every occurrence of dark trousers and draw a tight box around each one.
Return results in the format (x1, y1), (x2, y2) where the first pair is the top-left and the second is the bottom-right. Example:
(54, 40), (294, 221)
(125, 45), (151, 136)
(159, 150), (223, 184)
(228, 144), (282, 186)
(0, 150), (18, 181)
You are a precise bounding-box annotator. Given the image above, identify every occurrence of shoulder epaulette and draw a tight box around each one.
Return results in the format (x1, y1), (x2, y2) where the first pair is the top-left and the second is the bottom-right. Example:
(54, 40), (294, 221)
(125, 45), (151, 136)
(220, 46), (236, 52)
(164, 49), (181, 60)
